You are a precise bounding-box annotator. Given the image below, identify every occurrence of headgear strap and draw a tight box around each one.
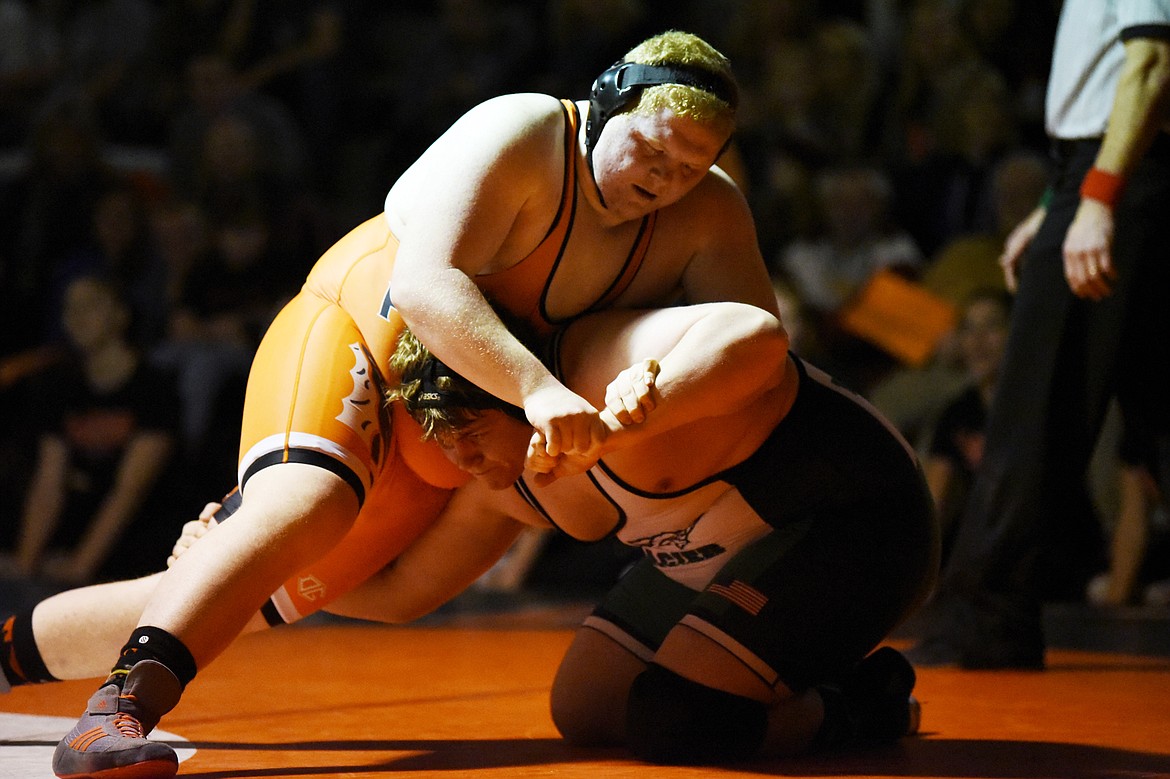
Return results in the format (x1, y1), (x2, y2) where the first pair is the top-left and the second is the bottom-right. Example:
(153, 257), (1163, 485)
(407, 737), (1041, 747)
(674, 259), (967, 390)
(405, 356), (528, 422)
(585, 60), (738, 161)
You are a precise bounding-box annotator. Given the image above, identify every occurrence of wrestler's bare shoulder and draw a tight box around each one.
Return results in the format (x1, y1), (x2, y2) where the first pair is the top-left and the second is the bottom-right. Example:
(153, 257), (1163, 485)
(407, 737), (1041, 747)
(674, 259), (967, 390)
(387, 93), (568, 226)
(646, 164), (755, 255)
(667, 163), (751, 226)
(617, 161), (773, 313)
(408, 93), (565, 169)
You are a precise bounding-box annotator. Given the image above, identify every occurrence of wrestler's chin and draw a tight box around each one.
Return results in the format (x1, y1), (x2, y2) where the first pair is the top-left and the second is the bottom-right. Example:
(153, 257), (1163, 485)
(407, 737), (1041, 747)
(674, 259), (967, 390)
(608, 198), (654, 223)
(479, 468), (523, 491)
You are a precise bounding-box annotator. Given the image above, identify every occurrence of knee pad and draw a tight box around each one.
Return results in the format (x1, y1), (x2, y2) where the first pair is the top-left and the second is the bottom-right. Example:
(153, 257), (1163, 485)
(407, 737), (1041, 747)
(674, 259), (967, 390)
(625, 663), (767, 764)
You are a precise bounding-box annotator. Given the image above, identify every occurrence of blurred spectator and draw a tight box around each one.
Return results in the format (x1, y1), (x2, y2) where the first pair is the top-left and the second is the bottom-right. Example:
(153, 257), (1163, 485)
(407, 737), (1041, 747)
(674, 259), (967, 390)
(377, 0), (540, 173)
(167, 52), (307, 197)
(779, 164), (922, 316)
(52, 184), (171, 348)
(777, 164), (923, 392)
(217, 0), (344, 186)
(1086, 421), (1170, 608)
(893, 65), (1021, 257)
(804, 18), (885, 165)
(191, 109), (331, 270)
(154, 0), (237, 70)
(165, 52), (325, 485)
(713, 0), (817, 98)
(538, 0), (648, 98)
(36, 0), (168, 146)
(192, 112), (282, 225)
(738, 22), (821, 170)
(149, 197), (213, 318)
(151, 198), (298, 464)
(144, 198), (239, 496)
(885, 0), (981, 165)
(149, 0), (244, 138)
(750, 146), (816, 262)
(0, 0), (62, 147)
(921, 149), (1049, 306)
(2, 275), (182, 584)
(675, 0), (821, 230)
(921, 288), (1011, 562)
(194, 204), (301, 344)
(0, 107), (122, 353)
(956, 0), (1058, 150)
(870, 150), (1048, 443)
(0, 341), (63, 551)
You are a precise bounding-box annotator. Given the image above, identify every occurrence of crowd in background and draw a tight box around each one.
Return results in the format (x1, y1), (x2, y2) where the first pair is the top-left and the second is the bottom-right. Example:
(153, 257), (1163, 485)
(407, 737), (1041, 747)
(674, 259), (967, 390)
(1, 0), (1165, 601)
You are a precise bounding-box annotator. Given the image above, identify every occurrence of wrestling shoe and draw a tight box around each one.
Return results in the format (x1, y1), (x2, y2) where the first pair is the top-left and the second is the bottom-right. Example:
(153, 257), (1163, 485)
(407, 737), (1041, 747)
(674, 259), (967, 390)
(842, 646), (920, 742)
(53, 660), (182, 779)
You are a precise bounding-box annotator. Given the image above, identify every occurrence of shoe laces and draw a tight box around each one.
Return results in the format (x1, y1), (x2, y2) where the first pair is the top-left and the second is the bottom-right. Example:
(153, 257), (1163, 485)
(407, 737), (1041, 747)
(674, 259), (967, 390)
(111, 712), (145, 739)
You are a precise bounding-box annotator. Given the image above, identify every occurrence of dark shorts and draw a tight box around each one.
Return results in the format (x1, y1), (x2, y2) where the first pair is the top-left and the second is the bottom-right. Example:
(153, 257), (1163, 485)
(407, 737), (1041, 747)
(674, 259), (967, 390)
(587, 358), (939, 692)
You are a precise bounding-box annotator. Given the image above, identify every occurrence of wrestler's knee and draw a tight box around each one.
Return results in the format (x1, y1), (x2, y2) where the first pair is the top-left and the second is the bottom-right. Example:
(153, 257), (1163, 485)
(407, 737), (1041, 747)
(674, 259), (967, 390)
(549, 665), (620, 746)
(549, 629), (644, 746)
(625, 663), (768, 764)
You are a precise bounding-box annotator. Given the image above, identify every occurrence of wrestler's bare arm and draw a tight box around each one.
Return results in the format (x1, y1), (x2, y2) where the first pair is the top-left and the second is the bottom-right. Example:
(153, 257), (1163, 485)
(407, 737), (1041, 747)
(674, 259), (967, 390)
(675, 169), (780, 316)
(559, 304), (788, 454)
(324, 479), (546, 624)
(164, 486), (532, 629)
(388, 94), (604, 457)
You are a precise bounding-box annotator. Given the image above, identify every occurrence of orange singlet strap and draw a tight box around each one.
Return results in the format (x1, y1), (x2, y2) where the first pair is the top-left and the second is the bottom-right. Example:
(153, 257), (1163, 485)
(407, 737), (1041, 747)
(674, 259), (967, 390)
(473, 100), (578, 331)
(586, 209), (657, 315)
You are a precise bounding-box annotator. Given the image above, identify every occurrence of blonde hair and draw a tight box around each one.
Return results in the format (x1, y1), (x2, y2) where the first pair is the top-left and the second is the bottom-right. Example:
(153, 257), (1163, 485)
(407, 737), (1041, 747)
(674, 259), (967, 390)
(624, 31), (737, 127)
(387, 328), (524, 442)
(386, 329), (474, 441)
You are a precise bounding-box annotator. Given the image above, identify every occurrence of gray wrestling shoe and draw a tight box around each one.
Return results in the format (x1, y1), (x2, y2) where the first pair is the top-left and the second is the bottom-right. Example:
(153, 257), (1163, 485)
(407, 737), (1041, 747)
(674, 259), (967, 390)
(52, 660), (182, 779)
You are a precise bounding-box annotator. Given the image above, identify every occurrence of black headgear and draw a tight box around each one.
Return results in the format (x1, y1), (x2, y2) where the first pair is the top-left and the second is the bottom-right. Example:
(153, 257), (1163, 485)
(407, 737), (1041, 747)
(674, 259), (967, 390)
(585, 60), (739, 160)
(404, 356), (528, 422)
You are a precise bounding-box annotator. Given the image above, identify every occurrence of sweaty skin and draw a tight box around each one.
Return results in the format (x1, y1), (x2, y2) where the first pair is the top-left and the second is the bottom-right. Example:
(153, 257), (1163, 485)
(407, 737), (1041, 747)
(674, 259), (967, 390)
(386, 92), (776, 462)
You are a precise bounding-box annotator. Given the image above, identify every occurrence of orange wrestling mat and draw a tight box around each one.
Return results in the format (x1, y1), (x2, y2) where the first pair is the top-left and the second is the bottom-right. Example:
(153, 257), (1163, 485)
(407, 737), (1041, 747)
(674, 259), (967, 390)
(3, 621), (1170, 779)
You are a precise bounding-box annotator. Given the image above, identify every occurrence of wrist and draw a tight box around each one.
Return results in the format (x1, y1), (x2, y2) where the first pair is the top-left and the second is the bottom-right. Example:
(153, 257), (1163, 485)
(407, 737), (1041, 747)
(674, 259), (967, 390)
(520, 370), (566, 405)
(596, 408), (633, 454)
(1080, 167), (1124, 208)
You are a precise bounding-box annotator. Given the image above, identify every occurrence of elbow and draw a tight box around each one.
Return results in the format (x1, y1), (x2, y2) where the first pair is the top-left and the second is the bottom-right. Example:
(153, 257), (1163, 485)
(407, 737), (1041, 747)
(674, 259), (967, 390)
(1126, 38), (1170, 94)
(701, 303), (789, 394)
(388, 270), (427, 323)
(1142, 53), (1170, 96)
(737, 303), (790, 369)
(389, 263), (464, 335)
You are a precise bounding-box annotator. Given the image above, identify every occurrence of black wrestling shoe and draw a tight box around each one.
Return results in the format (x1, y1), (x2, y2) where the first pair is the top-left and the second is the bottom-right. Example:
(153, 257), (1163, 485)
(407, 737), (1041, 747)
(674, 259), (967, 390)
(843, 646), (920, 742)
(52, 660), (181, 779)
(813, 646), (920, 751)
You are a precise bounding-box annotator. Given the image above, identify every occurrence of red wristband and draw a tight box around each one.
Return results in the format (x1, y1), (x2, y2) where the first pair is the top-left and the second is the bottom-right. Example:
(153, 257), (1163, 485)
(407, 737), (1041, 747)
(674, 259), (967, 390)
(1080, 167), (1125, 207)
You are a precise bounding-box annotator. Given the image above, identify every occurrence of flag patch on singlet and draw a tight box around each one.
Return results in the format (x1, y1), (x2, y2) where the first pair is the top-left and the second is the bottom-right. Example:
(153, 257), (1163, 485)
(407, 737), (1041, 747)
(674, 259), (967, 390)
(706, 580), (768, 615)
